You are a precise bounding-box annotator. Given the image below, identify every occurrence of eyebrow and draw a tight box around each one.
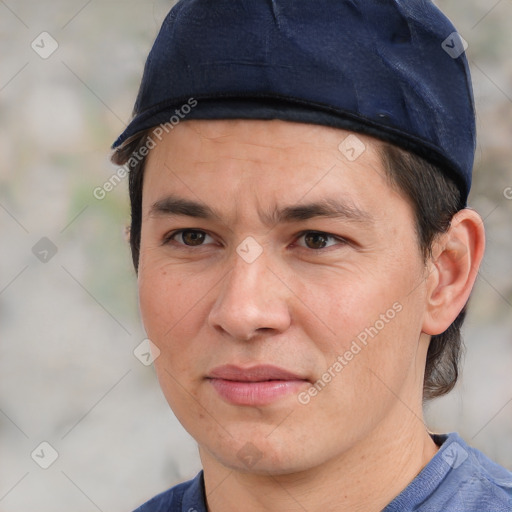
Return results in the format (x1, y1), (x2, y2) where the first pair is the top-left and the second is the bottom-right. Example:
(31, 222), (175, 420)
(149, 194), (373, 226)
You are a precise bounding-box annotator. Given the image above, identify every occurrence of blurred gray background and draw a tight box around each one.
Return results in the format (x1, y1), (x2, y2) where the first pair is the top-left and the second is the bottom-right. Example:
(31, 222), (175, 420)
(0, 1), (511, 510)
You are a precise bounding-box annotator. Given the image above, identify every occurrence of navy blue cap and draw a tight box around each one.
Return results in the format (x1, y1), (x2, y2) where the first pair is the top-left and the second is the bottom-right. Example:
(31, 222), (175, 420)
(113, 0), (476, 203)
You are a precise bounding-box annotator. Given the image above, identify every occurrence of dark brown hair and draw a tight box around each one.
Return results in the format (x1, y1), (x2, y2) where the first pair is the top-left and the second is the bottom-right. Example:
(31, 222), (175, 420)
(111, 128), (466, 401)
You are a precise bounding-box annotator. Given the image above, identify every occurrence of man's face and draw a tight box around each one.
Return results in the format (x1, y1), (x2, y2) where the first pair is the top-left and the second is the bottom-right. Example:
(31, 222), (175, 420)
(139, 119), (431, 474)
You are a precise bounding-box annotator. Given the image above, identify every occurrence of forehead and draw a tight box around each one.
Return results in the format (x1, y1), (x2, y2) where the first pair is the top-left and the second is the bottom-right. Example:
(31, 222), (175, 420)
(141, 119), (401, 222)
(148, 118), (379, 160)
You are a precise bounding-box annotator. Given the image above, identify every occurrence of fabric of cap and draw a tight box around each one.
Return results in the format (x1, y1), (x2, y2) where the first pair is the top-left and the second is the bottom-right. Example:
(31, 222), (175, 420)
(112, 0), (476, 203)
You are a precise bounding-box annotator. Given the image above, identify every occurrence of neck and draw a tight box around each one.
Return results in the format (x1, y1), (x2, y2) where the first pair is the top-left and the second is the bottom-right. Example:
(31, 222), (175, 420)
(201, 408), (439, 512)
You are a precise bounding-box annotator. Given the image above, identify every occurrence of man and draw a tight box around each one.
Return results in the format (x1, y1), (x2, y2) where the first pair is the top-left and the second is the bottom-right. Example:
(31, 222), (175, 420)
(111, 1), (512, 511)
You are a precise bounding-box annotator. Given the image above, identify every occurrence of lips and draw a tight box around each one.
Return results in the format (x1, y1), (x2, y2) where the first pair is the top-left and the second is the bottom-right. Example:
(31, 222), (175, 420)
(208, 364), (307, 382)
(207, 364), (309, 406)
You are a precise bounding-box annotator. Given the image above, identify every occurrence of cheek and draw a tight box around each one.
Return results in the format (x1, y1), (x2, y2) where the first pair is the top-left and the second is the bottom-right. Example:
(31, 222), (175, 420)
(335, 300), (424, 414)
(301, 255), (422, 351)
(137, 254), (217, 375)
(307, 256), (426, 394)
(138, 263), (204, 409)
(138, 265), (179, 338)
(138, 254), (195, 355)
(138, 236), (201, 331)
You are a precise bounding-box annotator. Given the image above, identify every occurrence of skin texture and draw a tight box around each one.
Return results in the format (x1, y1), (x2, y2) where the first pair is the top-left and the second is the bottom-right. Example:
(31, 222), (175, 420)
(138, 119), (485, 512)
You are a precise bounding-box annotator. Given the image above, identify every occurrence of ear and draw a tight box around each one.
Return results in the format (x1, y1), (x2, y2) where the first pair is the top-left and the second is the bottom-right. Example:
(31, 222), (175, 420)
(422, 208), (485, 335)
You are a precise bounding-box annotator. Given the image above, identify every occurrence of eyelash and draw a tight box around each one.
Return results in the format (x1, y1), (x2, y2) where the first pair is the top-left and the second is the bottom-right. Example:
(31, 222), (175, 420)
(162, 229), (349, 252)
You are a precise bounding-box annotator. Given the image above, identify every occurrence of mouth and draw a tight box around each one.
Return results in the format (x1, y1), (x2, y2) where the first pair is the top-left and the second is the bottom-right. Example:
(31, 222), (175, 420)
(206, 364), (310, 406)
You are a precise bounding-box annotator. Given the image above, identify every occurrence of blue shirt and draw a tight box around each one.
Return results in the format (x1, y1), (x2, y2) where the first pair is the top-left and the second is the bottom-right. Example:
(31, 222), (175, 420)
(133, 432), (512, 511)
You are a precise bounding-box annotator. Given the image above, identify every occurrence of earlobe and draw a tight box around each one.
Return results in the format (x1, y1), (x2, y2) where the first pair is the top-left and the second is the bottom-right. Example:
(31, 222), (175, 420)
(422, 208), (486, 336)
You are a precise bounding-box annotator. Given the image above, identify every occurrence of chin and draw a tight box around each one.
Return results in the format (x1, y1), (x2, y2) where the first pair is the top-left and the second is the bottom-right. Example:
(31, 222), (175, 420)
(200, 426), (329, 476)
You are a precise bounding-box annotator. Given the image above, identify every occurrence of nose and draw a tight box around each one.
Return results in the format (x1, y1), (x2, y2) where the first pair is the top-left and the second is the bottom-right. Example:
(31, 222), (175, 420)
(207, 247), (292, 341)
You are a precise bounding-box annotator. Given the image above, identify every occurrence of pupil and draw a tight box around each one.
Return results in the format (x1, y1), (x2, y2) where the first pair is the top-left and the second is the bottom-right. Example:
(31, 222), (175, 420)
(184, 230), (204, 246)
(305, 232), (326, 249)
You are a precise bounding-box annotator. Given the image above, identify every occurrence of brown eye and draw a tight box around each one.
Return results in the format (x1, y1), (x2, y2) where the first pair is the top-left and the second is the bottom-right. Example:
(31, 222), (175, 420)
(304, 232), (330, 249)
(296, 231), (347, 251)
(164, 229), (214, 247)
(180, 230), (206, 246)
